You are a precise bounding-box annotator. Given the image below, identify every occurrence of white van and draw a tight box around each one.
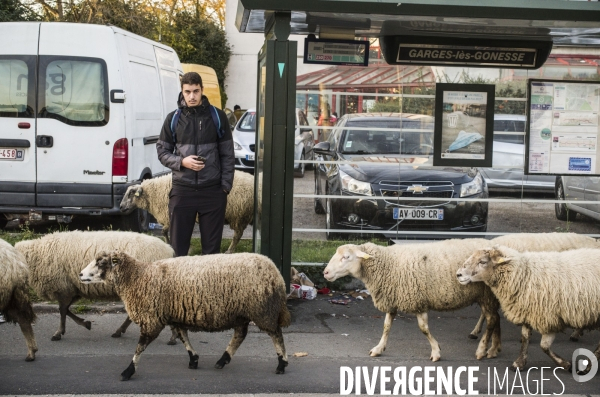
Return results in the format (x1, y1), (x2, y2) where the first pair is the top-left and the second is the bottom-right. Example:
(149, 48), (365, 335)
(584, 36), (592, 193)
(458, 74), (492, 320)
(0, 22), (183, 231)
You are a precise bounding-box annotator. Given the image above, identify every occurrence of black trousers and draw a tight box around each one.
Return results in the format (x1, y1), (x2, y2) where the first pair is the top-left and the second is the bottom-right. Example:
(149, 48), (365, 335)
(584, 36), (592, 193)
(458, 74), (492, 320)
(168, 185), (227, 257)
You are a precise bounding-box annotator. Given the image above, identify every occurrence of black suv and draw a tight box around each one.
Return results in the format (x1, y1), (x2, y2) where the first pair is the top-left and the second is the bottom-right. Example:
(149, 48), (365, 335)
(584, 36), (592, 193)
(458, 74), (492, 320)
(313, 113), (489, 240)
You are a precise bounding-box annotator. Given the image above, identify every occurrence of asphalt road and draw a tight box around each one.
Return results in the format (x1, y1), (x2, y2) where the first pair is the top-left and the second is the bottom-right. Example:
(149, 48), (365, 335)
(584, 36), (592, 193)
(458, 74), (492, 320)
(1, 298), (599, 395)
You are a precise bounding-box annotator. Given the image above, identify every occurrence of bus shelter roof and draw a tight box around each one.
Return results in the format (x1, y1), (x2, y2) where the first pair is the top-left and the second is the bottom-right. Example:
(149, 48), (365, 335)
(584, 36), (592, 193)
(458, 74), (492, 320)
(235, 0), (600, 46)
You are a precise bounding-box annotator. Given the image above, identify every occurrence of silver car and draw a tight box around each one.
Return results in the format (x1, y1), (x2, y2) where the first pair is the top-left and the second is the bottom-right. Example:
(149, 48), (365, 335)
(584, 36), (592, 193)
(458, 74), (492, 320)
(555, 175), (600, 222)
(479, 114), (555, 193)
(232, 108), (315, 177)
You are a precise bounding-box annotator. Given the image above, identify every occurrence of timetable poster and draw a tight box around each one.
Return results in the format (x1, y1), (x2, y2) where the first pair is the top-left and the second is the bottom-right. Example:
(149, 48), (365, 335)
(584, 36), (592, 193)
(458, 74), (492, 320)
(526, 80), (600, 175)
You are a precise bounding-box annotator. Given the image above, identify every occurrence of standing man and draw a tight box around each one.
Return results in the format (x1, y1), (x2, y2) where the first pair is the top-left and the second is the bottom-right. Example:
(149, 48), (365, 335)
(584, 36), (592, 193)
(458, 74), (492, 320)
(157, 72), (235, 257)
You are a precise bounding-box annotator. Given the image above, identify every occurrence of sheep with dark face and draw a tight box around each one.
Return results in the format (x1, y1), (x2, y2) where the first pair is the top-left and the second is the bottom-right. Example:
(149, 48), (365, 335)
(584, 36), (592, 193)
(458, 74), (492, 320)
(15, 231), (175, 342)
(457, 245), (600, 372)
(0, 238), (37, 361)
(80, 250), (291, 380)
(120, 171), (255, 253)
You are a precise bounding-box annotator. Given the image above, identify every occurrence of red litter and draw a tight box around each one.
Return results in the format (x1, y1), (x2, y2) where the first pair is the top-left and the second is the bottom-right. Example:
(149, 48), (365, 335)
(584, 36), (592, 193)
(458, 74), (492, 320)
(317, 287), (331, 294)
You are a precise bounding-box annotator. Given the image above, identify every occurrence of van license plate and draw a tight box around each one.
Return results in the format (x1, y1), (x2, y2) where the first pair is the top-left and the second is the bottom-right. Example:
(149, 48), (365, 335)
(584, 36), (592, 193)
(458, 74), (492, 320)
(0, 148), (24, 161)
(246, 154), (254, 161)
(393, 208), (444, 220)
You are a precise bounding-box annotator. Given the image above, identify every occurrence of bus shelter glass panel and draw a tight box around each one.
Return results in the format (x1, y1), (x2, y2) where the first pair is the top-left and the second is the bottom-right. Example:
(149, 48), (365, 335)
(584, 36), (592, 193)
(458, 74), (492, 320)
(253, 57), (267, 254)
(290, 51), (600, 269)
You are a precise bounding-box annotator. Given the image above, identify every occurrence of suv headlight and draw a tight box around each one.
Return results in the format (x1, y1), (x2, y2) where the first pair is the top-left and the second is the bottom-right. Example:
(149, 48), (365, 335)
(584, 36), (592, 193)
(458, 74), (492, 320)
(460, 173), (483, 197)
(340, 170), (372, 196)
(233, 141), (242, 151)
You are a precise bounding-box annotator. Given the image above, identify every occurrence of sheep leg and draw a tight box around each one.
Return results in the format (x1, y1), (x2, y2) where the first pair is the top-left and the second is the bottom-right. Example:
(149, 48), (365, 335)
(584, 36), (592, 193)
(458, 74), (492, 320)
(175, 328), (199, 369)
(266, 326), (288, 374)
(469, 312), (485, 340)
(511, 324), (532, 371)
(112, 317), (133, 338)
(17, 316), (37, 362)
(120, 324), (164, 381)
(167, 326), (178, 345)
(225, 227), (242, 254)
(540, 333), (571, 371)
(570, 328), (584, 342)
(369, 311), (396, 357)
(416, 312), (441, 362)
(65, 309), (92, 330)
(476, 306), (500, 360)
(215, 323), (249, 369)
(51, 302), (69, 341)
(580, 342), (600, 374)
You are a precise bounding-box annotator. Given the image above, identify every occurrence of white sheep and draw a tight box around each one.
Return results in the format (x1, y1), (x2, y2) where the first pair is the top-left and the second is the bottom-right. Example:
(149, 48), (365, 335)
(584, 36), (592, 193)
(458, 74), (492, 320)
(120, 171), (255, 254)
(324, 239), (501, 362)
(15, 231), (175, 342)
(457, 245), (600, 371)
(467, 233), (600, 341)
(79, 250), (291, 380)
(0, 238), (37, 361)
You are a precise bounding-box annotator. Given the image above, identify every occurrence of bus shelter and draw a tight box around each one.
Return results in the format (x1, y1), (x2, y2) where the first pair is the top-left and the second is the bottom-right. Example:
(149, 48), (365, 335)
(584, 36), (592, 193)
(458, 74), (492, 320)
(233, 0), (600, 286)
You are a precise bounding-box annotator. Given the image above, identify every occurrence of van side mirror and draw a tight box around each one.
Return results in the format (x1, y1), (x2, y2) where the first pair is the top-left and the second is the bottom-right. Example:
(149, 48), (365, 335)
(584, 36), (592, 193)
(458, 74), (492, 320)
(313, 141), (333, 156)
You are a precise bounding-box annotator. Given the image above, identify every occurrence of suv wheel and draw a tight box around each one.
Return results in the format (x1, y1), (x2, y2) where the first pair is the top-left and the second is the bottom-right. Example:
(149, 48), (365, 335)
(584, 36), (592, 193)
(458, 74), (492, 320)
(314, 173), (325, 214)
(116, 208), (150, 233)
(294, 152), (305, 178)
(326, 198), (345, 240)
(555, 178), (575, 221)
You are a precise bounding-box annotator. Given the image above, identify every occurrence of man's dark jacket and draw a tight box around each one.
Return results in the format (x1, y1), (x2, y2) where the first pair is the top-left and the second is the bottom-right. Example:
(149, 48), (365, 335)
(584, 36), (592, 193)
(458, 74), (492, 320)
(157, 94), (235, 192)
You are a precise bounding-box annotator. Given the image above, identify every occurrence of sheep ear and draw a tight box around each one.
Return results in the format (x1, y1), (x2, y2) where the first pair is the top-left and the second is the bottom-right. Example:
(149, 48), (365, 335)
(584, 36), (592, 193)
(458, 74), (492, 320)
(355, 250), (371, 259)
(110, 250), (121, 267)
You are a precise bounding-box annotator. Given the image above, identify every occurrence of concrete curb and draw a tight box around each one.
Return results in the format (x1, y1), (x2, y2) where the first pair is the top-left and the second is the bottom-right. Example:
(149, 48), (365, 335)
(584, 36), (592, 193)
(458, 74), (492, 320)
(33, 302), (125, 314)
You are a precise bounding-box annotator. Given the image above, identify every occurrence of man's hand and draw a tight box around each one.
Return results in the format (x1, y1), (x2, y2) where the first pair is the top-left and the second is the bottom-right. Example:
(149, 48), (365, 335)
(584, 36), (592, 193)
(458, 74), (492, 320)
(182, 155), (205, 171)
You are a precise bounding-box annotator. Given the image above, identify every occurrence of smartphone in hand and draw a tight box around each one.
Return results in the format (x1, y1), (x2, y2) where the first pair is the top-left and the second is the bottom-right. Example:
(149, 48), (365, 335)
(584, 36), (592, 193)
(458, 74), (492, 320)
(196, 156), (206, 163)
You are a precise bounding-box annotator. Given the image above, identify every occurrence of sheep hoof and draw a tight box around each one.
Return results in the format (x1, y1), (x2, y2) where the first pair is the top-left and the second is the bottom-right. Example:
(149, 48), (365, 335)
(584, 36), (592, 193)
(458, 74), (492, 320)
(188, 352), (199, 369)
(275, 355), (288, 374)
(111, 332), (122, 338)
(510, 363), (524, 372)
(167, 339), (177, 346)
(369, 348), (382, 357)
(486, 351), (498, 359)
(25, 355), (35, 362)
(214, 352), (231, 369)
(51, 334), (61, 341)
(569, 336), (579, 342)
(84, 321), (92, 330)
(564, 362), (572, 373)
(430, 355), (440, 362)
(468, 334), (478, 340)
(120, 362), (135, 381)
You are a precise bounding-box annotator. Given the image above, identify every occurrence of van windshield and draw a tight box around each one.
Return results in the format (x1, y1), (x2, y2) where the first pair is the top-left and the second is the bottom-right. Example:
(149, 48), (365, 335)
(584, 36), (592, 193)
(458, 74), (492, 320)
(0, 56), (36, 118)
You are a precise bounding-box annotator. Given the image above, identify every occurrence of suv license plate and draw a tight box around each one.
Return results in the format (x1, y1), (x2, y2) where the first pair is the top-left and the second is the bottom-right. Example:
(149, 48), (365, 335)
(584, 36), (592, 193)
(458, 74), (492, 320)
(0, 148), (24, 161)
(246, 154), (255, 161)
(393, 208), (444, 220)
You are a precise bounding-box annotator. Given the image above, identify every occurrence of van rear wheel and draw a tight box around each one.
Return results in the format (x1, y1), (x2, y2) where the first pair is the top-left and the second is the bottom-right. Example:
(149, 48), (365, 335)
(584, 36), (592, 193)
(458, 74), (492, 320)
(116, 208), (149, 233)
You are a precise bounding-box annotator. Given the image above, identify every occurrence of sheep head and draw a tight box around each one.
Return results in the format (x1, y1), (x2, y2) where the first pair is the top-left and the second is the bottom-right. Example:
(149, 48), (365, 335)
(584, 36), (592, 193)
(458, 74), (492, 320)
(457, 245), (512, 285)
(79, 250), (125, 284)
(120, 184), (144, 213)
(324, 244), (371, 281)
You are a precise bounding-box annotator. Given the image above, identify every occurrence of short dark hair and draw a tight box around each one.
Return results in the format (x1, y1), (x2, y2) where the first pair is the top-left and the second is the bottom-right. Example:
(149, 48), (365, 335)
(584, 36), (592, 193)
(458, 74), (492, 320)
(181, 72), (203, 89)
(234, 105), (241, 110)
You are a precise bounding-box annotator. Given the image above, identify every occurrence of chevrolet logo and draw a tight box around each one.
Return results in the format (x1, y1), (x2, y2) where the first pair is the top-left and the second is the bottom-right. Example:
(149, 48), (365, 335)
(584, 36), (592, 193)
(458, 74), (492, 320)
(407, 184), (428, 194)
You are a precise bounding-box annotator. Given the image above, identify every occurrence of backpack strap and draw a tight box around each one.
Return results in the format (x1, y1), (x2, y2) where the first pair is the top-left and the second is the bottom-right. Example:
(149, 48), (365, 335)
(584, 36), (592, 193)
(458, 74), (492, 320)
(210, 105), (225, 139)
(170, 109), (181, 144)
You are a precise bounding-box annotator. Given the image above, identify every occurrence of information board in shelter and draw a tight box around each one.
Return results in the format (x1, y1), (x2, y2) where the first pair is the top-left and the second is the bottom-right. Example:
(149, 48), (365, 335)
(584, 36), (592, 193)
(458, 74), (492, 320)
(526, 80), (600, 175)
